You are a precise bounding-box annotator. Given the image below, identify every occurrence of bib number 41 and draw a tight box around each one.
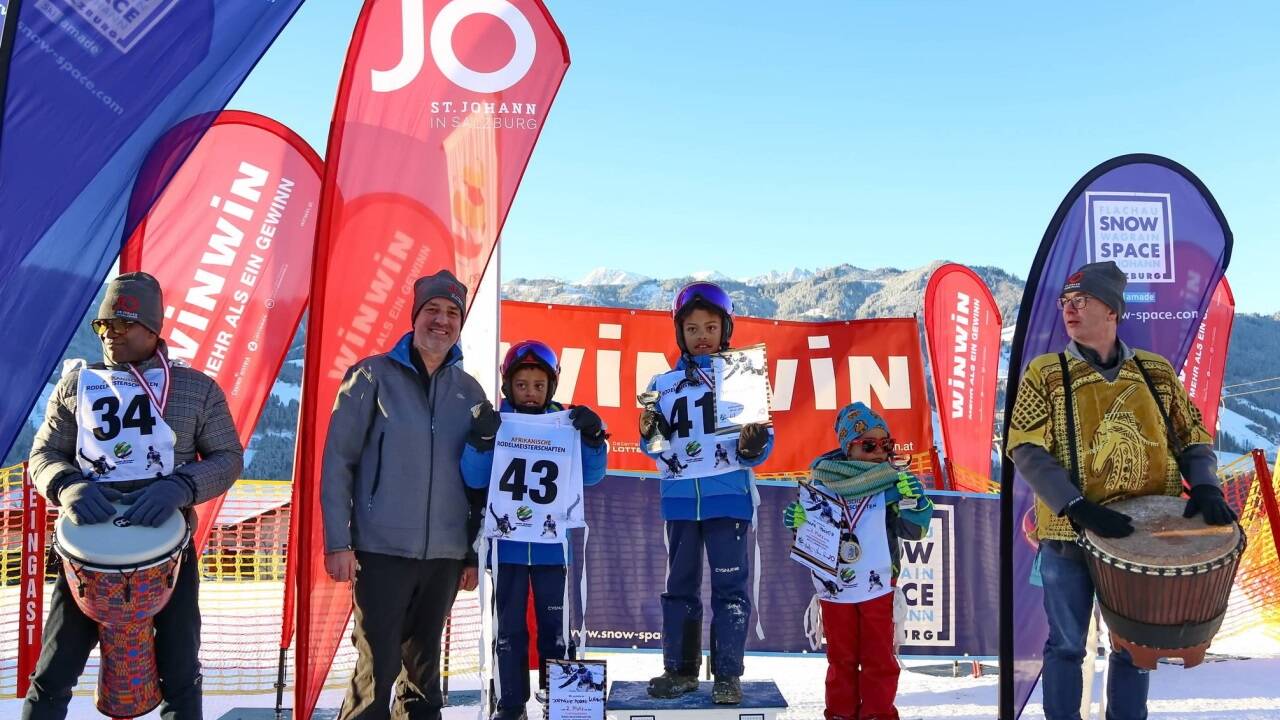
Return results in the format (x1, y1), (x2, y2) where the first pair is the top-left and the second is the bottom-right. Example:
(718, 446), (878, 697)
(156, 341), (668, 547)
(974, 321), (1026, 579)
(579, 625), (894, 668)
(498, 457), (559, 504)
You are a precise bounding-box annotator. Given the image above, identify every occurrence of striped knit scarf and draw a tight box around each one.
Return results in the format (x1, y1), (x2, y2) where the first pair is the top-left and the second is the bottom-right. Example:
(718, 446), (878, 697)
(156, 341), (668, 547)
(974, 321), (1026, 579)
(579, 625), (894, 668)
(809, 459), (900, 502)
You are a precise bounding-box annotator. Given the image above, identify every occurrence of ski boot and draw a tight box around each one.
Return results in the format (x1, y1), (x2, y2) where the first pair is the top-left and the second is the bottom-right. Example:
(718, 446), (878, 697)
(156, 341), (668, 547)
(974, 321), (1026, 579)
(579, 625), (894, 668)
(711, 675), (742, 704)
(647, 669), (698, 698)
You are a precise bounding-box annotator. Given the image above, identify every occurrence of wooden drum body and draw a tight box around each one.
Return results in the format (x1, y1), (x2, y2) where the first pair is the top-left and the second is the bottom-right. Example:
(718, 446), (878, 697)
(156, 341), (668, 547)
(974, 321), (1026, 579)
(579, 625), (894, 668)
(54, 504), (191, 719)
(1078, 495), (1243, 669)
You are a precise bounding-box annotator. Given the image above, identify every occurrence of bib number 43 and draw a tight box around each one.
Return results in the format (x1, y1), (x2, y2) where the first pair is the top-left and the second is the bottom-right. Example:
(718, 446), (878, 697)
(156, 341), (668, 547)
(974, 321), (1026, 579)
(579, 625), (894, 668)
(498, 457), (559, 504)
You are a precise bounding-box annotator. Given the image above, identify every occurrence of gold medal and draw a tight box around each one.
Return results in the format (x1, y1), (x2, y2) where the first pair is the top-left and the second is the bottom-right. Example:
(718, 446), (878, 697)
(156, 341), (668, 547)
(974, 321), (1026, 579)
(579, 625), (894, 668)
(839, 539), (862, 564)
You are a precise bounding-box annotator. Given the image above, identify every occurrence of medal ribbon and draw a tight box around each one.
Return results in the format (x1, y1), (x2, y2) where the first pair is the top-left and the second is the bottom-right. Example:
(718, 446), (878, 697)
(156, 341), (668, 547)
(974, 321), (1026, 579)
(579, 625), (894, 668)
(127, 351), (171, 416)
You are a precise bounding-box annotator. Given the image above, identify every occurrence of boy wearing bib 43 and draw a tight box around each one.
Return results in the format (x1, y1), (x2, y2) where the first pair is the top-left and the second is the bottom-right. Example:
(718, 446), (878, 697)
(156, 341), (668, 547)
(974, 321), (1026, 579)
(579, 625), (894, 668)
(639, 282), (773, 705)
(784, 402), (934, 720)
(462, 340), (607, 720)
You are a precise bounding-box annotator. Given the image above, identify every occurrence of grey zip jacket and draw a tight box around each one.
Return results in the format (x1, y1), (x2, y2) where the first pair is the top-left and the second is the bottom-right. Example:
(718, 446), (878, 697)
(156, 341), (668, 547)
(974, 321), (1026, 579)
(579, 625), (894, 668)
(321, 333), (487, 560)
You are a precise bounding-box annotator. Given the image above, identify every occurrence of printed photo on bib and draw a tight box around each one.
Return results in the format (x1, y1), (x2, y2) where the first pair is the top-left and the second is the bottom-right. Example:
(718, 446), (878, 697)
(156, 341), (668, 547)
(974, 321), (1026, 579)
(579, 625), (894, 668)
(484, 411), (585, 544)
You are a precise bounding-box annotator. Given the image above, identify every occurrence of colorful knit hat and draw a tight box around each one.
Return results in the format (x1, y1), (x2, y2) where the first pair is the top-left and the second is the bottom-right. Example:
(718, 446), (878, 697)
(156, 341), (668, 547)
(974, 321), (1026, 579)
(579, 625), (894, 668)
(834, 401), (889, 452)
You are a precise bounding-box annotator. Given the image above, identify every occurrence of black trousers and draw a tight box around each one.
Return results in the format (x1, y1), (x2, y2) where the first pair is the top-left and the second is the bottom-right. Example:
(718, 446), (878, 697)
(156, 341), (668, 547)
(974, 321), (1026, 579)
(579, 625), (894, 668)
(339, 552), (464, 720)
(22, 545), (203, 720)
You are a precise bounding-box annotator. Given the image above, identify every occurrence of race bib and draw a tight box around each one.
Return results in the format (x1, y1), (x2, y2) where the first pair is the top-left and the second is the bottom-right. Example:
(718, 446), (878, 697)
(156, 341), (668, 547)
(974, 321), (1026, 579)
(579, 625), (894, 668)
(484, 411), (585, 543)
(651, 367), (745, 479)
(74, 367), (175, 483)
(811, 492), (894, 604)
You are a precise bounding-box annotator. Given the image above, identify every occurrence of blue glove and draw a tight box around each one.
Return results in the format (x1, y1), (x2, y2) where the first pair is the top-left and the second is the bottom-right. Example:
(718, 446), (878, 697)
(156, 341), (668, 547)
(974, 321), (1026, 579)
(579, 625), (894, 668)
(121, 478), (191, 528)
(783, 500), (807, 530)
(58, 480), (124, 525)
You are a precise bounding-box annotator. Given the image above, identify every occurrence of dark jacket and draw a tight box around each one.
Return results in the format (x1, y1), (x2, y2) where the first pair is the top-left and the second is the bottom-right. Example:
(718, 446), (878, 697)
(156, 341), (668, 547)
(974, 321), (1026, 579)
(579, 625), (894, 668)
(321, 332), (487, 560)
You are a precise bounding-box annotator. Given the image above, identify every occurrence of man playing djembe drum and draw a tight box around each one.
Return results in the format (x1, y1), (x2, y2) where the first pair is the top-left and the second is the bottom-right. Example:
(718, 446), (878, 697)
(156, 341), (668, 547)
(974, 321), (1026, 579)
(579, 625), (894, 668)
(24, 272), (243, 719)
(1007, 261), (1237, 720)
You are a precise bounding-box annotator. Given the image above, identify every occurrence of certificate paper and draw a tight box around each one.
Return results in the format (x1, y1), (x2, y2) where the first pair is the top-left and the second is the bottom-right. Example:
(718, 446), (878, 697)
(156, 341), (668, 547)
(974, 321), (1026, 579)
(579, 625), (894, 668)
(789, 482), (848, 582)
(712, 344), (772, 433)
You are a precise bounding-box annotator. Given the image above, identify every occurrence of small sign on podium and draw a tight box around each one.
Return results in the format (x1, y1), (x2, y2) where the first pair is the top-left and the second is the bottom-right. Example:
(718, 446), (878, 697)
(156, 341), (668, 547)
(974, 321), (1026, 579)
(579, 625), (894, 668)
(547, 658), (607, 720)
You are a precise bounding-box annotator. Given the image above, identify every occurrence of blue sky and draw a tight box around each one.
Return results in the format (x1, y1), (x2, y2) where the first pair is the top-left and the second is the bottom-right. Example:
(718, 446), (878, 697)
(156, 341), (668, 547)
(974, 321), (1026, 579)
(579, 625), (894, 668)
(231, 2), (1279, 313)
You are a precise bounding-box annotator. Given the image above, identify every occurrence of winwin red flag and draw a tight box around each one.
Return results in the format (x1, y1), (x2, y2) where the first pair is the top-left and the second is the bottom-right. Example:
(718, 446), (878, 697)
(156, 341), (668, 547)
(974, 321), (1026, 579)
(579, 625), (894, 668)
(120, 110), (323, 551)
(1179, 277), (1235, 435)
(293, 2), (569, 716)
(924, 263), (1003, 493)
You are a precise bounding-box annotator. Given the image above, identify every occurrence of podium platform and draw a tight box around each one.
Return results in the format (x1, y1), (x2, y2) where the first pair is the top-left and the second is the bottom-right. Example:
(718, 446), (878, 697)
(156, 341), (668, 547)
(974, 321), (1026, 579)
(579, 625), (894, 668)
(606, 681), (787, 720)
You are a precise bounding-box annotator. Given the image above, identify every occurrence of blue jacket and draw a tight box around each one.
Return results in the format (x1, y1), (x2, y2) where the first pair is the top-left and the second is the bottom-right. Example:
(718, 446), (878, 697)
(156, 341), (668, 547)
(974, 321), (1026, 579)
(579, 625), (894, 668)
(642, 354), (774, 521)
(461, 400), (607, 565)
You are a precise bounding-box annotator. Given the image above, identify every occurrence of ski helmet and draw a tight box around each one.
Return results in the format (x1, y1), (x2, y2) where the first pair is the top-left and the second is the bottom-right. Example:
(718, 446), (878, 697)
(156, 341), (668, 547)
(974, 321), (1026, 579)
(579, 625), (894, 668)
(501, 340), (560, 409)
(671, 281), (734, 354)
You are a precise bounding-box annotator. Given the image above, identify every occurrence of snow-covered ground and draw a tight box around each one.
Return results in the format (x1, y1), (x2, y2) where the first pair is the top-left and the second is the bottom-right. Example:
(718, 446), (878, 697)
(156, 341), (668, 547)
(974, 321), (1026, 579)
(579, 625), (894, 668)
(3, 650), (1278, 719)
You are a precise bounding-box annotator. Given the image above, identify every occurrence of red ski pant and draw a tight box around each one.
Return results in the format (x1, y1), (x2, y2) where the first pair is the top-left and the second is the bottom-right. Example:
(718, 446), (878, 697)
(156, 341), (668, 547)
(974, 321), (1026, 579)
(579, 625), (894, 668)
(820, 593), (899, 720)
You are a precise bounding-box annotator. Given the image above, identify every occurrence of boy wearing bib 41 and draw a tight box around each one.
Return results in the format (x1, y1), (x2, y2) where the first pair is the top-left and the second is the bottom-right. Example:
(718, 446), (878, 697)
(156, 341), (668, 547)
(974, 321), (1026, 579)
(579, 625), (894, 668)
(639, 282), (773, 705)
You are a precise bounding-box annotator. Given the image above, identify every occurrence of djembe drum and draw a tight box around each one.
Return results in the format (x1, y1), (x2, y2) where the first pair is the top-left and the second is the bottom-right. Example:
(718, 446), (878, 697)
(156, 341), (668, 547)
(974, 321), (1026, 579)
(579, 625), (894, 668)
(1077, 495), (1244, 669)
(53, 505), (191, 718)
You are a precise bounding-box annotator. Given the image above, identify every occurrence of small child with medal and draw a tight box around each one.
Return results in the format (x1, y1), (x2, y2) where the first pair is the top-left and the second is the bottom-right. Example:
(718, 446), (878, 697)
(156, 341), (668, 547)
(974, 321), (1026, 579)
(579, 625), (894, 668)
(783, 402), (934, 720)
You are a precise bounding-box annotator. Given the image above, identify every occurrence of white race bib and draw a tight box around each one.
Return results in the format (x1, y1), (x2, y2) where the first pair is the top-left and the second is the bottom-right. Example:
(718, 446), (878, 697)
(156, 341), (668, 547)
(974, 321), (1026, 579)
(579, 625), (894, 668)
(74, 367), (175, 483)
(651, 367), (743, 479)
(484, 411), (584, 543)
(811, 491), (895, 604)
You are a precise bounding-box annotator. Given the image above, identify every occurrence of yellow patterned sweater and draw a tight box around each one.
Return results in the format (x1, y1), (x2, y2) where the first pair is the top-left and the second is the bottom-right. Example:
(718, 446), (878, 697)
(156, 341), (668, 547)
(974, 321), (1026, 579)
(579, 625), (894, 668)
(1007, 348), (1211, 541)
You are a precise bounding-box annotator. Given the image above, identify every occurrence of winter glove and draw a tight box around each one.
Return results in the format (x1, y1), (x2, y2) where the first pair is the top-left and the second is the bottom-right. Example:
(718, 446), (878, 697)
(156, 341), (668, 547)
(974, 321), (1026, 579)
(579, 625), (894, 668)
(120, 477), (191, 528)
(783, 500), (807, 530)
(57, 480), (124, 525)
(736, 423), (768, 459)
(1183, 485), (1237, 526)
(569, 406), (606, 447)
(1064, 497), (1134, 538)
(638, 406), (671, 442)
(468, 401), (501, 452)
(894, 472), (934, 528)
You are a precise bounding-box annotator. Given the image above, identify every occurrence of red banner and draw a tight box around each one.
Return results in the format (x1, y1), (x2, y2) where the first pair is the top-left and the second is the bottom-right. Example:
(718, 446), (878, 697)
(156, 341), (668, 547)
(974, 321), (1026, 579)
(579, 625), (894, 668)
(293, 2), (569, 716)
(923, 264), (1003, 493)
(119, 111), (322, 551)
(499, 301), (935, 474)
(17, 464), (46, 699)
(1179, 277), (1235, 435)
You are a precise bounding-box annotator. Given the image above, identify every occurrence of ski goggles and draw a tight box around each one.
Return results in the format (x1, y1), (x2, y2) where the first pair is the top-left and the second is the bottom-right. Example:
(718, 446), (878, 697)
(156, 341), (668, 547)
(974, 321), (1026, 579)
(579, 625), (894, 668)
(91, 319), (139, 336)
(502, 340), (559, 375)
(672, 282), (734, 318)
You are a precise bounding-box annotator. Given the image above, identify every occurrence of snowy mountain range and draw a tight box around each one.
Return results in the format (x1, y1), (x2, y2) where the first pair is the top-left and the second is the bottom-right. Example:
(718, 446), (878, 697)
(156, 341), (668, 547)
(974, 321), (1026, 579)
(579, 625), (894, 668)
(5, 263), (1277, 476)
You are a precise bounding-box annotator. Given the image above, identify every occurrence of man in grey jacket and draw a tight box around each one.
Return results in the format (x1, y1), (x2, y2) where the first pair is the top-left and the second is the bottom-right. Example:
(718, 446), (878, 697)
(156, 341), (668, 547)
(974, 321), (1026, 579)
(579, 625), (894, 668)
(24, 272), (243, 720)
(323, 269), (488, 720)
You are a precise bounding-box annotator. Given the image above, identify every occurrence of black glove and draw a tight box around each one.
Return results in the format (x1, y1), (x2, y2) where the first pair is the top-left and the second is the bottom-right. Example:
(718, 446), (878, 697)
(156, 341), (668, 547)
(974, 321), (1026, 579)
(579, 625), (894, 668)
(57, 480), (124, 525)
(638, 407), (671, 442)
(737, 423), (768, 459)
(569, 406), (606, 447)
(1064, 497), (1134, 538)
(1183, 485), (1237, 526)
(120, 478), (191, 528)
(468, 401), (501, 452)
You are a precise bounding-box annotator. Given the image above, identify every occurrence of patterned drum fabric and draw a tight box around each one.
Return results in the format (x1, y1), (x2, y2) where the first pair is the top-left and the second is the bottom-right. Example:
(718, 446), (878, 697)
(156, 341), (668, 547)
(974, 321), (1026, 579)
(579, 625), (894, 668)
(55, 505), (190, 718)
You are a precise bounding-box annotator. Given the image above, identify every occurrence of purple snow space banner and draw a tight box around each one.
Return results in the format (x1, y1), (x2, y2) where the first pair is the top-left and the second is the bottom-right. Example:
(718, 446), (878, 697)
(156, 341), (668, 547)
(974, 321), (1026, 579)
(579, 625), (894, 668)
(0, 0), (304, 460)
(999, 155), (1232, 719)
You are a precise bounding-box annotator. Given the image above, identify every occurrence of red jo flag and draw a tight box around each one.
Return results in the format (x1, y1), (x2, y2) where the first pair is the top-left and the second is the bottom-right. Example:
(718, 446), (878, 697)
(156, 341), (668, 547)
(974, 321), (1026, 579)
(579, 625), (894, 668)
(293, 2), (569, 716)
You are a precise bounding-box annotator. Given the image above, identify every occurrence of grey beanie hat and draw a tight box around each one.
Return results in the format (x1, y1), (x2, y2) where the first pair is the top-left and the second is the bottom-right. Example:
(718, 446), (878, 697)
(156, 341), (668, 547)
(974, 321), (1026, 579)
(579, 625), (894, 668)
(1062, 261), (1127, 316)
(411, 269), (467, 324)
(98, 272), (164, 334)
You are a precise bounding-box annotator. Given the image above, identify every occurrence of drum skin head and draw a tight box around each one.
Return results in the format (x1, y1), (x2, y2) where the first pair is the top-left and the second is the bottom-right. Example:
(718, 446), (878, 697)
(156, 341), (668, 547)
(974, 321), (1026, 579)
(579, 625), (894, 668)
(1086, 495), (1240, 568)
(55, 503), (188, 568)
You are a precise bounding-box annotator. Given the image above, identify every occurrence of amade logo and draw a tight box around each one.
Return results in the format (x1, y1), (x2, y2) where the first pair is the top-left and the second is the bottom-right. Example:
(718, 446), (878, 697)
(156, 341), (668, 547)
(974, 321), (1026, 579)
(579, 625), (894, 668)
(68, 0), (180, 54)
(1084, 192), (1176, 284)
(373, 0), (537, 94)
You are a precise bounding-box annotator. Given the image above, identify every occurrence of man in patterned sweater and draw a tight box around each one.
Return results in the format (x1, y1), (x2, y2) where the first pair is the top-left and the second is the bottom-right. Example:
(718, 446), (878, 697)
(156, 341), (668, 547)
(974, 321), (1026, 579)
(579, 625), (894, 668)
(23, 272), (243, 720)
(1007, 261), (1235, 720)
